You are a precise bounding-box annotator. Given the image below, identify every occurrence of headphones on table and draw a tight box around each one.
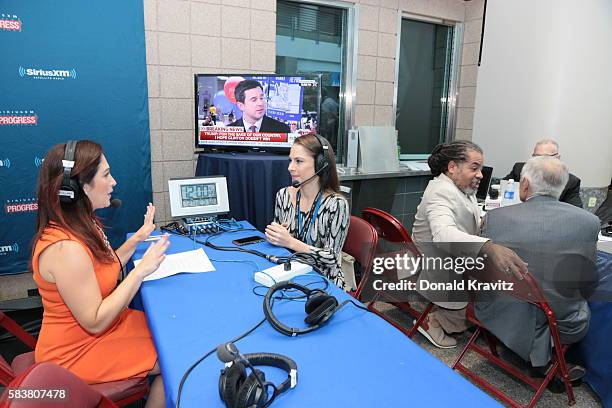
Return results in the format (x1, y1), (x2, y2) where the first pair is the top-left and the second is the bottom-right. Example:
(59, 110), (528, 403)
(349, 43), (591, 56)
(58, 140), (80, 204)
(218, 342), (298, 408)
(313, 134), (330, 176)
(263, 281), (342, 337)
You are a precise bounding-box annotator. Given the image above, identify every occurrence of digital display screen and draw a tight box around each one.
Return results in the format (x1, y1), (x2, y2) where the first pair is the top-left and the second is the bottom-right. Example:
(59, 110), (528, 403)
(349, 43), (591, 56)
(180, 183), (218, 208)
(195, 74), (321, 151)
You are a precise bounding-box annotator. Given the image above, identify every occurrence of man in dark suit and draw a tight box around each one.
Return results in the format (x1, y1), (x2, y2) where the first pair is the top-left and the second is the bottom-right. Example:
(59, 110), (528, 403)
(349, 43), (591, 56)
(228, 80), (290, 133)
(476, 156), (599, 372)
(504, 139), (582, 207)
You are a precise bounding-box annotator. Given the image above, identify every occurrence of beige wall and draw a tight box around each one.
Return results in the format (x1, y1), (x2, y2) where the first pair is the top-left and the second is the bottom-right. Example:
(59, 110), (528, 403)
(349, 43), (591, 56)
(455, 0), (483, 140)
(144, 0), (478, 224)
(144, 0), (279, 224)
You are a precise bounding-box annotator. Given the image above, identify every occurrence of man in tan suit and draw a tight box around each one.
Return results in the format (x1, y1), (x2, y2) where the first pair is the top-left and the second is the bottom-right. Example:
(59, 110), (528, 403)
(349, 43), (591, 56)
(412, 140), (527, 348)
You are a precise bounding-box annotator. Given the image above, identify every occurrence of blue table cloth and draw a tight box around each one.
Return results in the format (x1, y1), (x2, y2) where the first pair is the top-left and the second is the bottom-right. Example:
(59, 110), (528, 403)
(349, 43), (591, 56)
(195, 153), (291, 231)
(573, 250), (612, 407)
(134, 224), (500, 407)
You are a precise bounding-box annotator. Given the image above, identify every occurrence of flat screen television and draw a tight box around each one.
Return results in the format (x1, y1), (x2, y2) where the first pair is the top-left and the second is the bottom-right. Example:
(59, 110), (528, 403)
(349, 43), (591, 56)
(194, 74), (321, 152)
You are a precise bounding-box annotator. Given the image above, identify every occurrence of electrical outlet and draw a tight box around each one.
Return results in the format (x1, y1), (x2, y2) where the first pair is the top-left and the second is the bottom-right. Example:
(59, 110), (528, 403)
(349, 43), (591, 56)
(588, 197), (597, 208)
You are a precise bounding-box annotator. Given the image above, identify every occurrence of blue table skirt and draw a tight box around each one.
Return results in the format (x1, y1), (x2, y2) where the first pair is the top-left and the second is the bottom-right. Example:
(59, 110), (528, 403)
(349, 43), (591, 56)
(133, 224), (500, 407)
(573, 250), (612, 407)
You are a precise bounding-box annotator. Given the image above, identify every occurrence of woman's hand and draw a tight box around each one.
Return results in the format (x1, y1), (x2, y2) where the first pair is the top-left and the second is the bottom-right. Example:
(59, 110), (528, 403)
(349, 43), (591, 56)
(265, 222), (296, 249)
(133, 203), (156, 242)
(135, 235), (170, 278)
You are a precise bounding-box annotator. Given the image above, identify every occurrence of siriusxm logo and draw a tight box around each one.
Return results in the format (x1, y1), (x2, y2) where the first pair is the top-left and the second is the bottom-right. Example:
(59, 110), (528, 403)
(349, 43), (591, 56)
(0, 242), (19, 255)
(0, 158), (10, 168)
(34, 156), (44, 167)
(19, 66), (77, 80)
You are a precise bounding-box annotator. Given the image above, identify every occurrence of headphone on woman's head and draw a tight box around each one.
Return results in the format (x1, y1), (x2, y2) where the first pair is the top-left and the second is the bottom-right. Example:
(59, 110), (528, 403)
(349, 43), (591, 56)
(313, 135), (330, 176)
(58, 140), (80, 204)
(263, 281), (340, 337)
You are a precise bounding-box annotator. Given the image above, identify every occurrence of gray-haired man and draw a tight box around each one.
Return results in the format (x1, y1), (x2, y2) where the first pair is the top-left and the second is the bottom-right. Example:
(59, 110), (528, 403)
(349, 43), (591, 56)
(476, 156), (599, 376)
(504, 139), (583, 207)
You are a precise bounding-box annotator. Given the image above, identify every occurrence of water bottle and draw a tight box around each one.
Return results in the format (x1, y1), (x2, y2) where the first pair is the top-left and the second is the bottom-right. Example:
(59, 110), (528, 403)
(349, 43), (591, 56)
(502, 179), (516, 207)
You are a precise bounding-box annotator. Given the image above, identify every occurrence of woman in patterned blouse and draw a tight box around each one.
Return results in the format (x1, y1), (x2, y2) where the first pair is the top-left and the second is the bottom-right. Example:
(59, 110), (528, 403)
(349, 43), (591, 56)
(265, 134), (350, 288)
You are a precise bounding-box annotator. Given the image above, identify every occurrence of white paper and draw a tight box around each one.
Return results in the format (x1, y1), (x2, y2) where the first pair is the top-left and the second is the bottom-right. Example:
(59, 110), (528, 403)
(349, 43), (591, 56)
(135, 248), (216, 281)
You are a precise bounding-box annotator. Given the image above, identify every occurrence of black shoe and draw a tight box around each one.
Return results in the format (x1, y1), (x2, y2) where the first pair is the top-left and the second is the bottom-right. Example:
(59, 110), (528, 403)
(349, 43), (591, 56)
(567, 364), (586, 382)
(548, 378), (566, 394)
(546, 364), (585, 394)
(531, 363), (586, 382)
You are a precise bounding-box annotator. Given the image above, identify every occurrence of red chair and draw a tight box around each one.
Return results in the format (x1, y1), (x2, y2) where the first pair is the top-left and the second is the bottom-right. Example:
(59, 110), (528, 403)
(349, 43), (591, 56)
(0, 311), (149, 407)
(452, 265), (576, 408)
(0, 362), (117, 408)
(360, 208), (434, 338)
(0, 311), (37, 387)
(342, 216), (378, 294)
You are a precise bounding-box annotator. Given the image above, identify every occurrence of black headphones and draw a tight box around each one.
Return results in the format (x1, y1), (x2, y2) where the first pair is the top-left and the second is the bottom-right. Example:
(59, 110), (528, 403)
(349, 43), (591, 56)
(263, 281), (340, 337)
(58, 140), (80, 204)
(313, 134), (330, 175)
(218, 343), (298, 408)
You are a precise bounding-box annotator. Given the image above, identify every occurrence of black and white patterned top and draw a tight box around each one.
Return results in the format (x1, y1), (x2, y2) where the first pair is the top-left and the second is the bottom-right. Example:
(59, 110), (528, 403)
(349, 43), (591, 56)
(273, 187), (350, 289)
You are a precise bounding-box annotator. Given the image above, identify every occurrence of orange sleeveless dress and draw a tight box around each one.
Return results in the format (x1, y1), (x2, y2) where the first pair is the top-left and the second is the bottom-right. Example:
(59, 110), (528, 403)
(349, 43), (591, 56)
(31, 226), (157, 384)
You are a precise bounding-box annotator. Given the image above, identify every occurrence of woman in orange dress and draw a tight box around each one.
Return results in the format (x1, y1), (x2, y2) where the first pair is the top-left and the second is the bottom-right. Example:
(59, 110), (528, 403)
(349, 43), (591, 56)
(31, 140), (170, 408)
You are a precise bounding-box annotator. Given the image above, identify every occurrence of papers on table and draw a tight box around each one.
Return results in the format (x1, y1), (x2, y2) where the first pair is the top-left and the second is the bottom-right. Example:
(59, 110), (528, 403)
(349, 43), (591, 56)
(135, 248), (216, 281)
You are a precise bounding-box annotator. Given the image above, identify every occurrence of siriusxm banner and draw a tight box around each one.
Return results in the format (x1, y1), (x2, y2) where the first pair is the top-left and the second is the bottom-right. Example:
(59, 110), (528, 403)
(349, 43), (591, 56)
(0, 1), (151, 275)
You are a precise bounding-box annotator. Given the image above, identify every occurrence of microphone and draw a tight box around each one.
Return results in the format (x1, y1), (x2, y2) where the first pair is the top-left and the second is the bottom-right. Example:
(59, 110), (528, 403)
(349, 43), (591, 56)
(217, 342), (268, 398)
(291, 163), (329, 188)
(216, 342), (239, 363)
(110, 198), (122, 208)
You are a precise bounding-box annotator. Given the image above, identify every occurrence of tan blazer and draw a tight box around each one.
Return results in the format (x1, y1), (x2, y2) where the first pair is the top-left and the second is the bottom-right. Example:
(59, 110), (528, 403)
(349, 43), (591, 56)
(412, 173), (489, 309)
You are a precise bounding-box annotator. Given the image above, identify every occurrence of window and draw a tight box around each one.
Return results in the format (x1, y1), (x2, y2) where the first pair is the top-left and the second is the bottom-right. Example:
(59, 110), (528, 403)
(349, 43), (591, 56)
(276, 0), (356, 162)
(396, 18), (462, 159)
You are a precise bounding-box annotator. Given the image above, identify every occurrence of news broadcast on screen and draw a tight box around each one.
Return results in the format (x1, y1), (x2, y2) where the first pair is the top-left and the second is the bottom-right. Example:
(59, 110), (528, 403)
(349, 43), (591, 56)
(194, 74), (321, 151)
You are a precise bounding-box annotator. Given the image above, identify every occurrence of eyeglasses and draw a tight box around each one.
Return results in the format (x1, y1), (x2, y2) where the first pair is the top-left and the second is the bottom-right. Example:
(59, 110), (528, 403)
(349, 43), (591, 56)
(532, 153), (559, 157)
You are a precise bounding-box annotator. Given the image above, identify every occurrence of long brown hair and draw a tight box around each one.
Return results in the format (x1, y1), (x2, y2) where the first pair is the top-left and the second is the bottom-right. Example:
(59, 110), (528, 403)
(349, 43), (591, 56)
(293, 134), (340, 193)
(33, 140), (114, 262)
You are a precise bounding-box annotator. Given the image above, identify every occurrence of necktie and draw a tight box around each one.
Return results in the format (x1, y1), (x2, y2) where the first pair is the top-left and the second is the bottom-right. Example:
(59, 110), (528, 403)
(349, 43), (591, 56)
(249, 125), (257, 132)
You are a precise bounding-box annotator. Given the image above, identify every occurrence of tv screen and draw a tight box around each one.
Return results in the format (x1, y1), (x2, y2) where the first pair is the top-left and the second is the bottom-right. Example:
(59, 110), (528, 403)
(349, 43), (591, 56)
(194, 74), (321, 151)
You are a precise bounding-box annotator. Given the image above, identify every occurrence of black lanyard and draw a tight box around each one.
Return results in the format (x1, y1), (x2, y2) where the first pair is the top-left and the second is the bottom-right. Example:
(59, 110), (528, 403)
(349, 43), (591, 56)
(295, 189), (323, 245)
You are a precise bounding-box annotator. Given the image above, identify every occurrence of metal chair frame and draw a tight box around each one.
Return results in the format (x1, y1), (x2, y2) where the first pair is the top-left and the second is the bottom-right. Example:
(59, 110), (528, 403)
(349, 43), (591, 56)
(452, 269), (576, 408)
(360, 208), (434, 338)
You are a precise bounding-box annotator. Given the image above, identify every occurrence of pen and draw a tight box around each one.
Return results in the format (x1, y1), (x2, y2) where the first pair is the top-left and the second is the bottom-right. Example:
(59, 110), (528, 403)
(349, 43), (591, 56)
(144, 236), (162, 242)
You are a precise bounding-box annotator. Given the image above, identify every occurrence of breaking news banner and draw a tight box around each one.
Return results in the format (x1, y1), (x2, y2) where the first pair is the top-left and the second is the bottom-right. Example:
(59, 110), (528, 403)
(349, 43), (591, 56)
(199, 126), (295, 147)
(0, 0), (151, 275)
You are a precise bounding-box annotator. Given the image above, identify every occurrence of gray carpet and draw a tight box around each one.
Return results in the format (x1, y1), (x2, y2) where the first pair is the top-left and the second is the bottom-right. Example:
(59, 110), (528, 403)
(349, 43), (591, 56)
(373, 302), (603, 408)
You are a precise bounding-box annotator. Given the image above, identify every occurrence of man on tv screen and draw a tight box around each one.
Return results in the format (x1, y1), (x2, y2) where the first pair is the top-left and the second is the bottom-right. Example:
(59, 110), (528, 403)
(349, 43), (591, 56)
(228, 79), (291, 133)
